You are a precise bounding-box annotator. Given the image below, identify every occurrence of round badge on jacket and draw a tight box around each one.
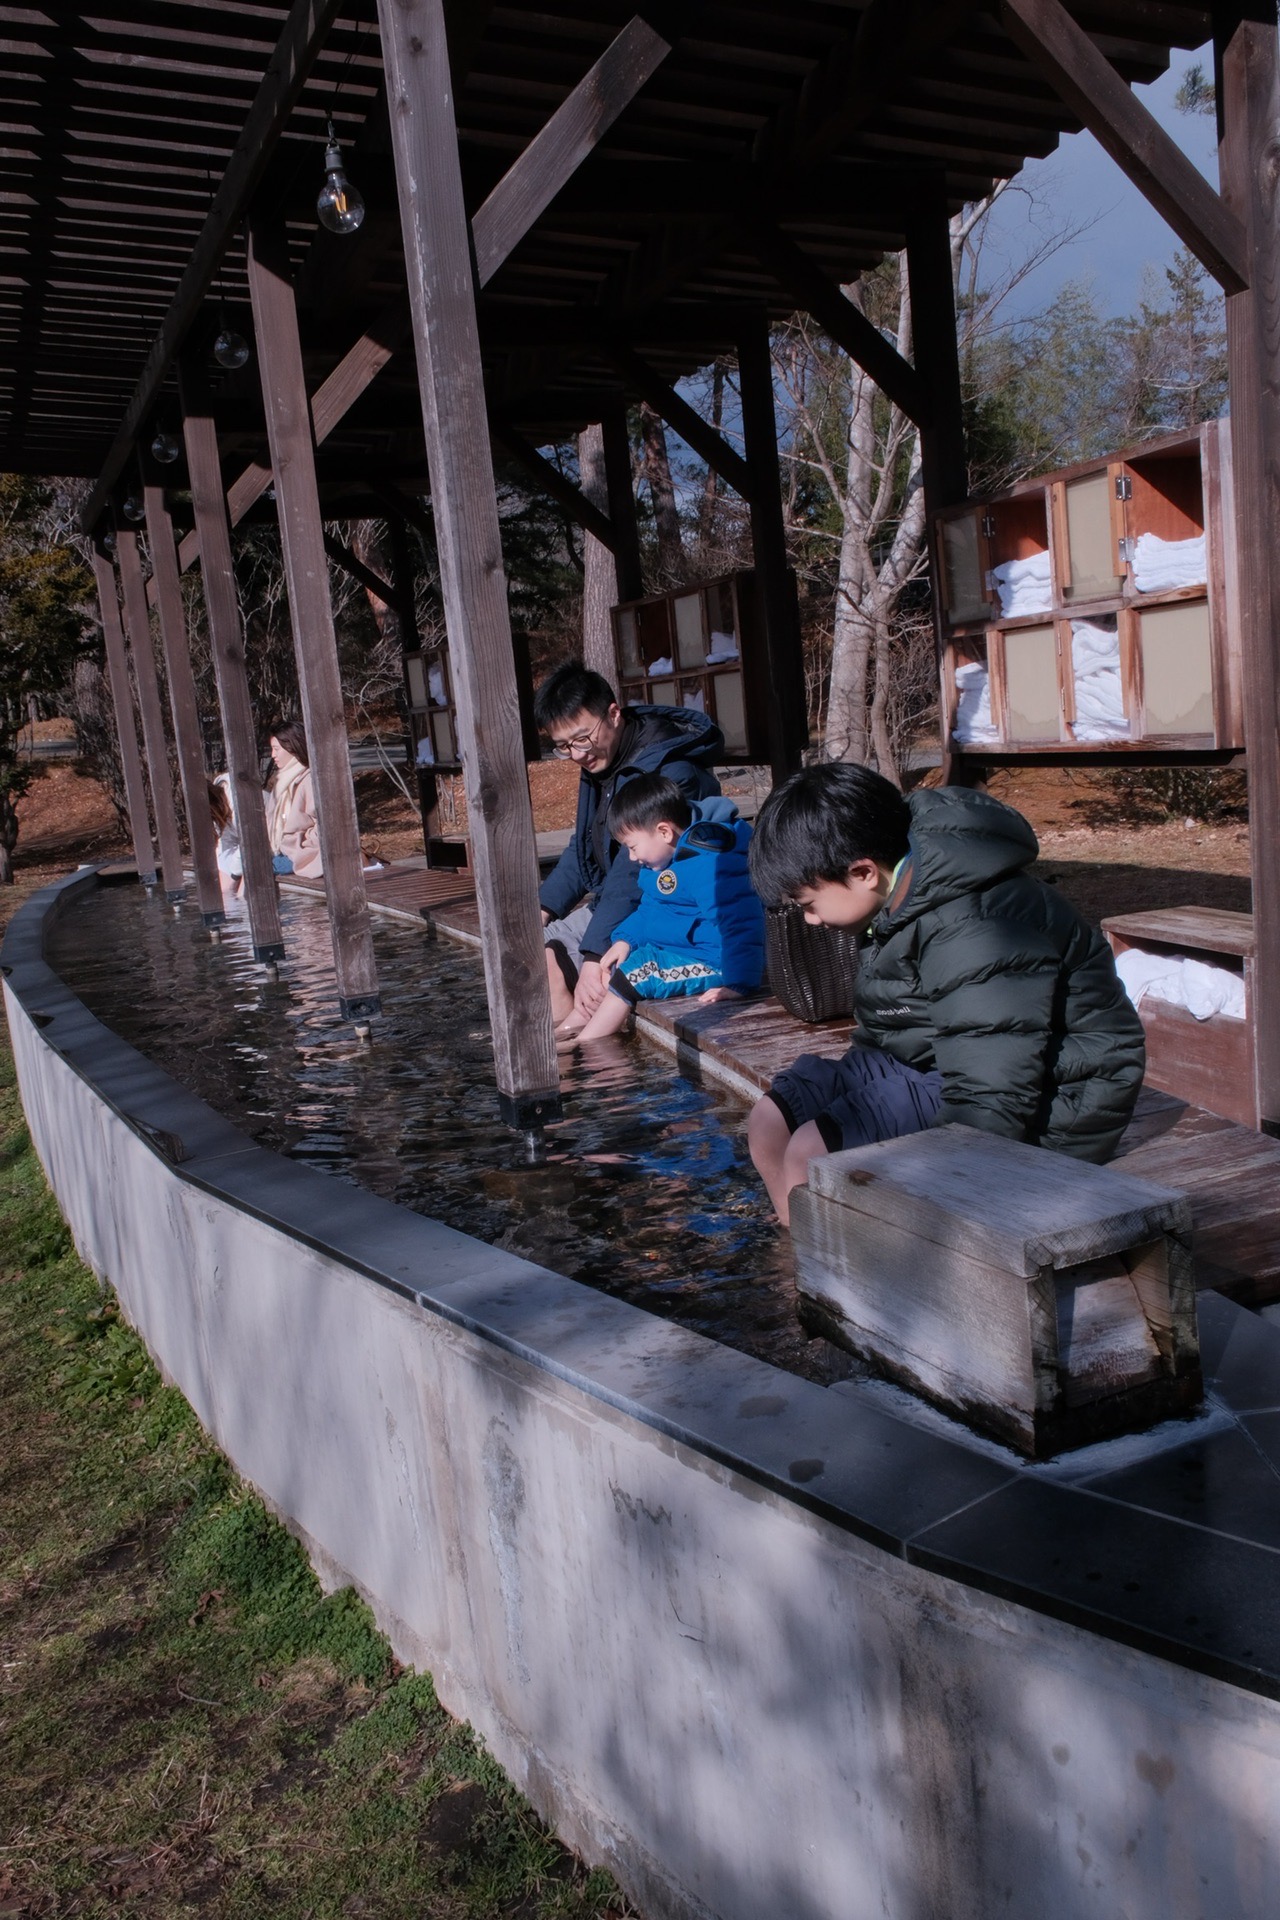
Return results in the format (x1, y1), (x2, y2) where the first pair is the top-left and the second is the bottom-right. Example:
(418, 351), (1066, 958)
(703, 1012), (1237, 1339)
(657, 869), (678, 894)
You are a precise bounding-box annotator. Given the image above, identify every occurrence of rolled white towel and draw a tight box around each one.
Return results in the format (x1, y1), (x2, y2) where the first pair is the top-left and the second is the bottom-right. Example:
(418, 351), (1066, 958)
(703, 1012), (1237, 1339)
(1116, 948), (1245, 1021)
(1132, 530), (1206, 594)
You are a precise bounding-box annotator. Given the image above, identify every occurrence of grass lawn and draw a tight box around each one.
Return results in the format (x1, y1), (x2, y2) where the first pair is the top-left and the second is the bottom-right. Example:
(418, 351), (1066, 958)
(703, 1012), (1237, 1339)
(0, 1004), (630, 1920)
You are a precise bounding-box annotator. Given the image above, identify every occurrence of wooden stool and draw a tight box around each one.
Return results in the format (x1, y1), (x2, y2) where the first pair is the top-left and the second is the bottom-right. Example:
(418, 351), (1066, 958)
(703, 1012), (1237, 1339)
(791, 1125), (1201, 1458)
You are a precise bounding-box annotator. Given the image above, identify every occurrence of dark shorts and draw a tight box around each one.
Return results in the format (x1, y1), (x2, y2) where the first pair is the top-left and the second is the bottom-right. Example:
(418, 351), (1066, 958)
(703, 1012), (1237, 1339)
(767, 1045), (944, 1154)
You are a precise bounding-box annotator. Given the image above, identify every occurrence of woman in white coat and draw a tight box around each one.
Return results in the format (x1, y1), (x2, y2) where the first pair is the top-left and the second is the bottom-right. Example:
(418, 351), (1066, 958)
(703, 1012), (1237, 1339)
(267, 722), (323, 879)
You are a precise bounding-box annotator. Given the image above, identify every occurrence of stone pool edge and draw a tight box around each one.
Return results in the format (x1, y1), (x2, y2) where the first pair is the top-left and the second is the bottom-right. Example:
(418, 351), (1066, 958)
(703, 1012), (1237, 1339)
(8, 868), (1280, 1920)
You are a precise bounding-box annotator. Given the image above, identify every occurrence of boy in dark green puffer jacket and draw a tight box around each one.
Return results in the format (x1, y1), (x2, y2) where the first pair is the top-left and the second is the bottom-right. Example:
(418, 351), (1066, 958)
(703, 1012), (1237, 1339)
(747, 763), (1145, 1226)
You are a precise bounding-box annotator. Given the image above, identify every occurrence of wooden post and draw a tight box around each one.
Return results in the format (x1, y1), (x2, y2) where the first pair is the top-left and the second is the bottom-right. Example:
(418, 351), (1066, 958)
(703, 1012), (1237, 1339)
(143, 482), (225, 924)
(602, 401), (644, 603)
(378, 0), (560, 1126)
(1217, 4), (1280, 1132)
(737, 311), (809, 780)
(91, 549), (157, 885)
(179, 356), (285, 964)
(579, 421), (619, 679)
(245, 212), (380, 1022)
(115, 525), (187, 899)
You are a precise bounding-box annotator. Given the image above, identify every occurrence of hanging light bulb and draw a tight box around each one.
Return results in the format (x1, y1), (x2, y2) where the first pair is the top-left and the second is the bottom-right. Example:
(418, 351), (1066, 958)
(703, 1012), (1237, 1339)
(213, 323), (250, 370)
(316, 120), (365, 234)
(151, 428), (180, 465)
(123, 494), (145, 523)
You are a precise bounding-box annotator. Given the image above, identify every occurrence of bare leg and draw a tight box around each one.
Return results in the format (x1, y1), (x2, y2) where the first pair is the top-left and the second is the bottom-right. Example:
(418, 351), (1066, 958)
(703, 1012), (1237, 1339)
(748, 1098), (828, 1227)
(546, 945), (575, 1025)
(570, 989), (633, 1046)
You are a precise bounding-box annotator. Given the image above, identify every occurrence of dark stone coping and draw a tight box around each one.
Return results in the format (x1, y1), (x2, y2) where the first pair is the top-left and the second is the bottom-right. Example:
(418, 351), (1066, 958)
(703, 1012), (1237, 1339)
(9, 869), (1280, 1701)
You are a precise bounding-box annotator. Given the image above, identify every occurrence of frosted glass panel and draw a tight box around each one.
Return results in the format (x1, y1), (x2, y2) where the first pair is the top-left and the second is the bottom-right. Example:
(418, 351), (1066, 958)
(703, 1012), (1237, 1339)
(713, 671), (747, 755)
(674, 592), (705, 667)
(617, 607), (641, 675)
(1004, 624), (1060, 741)
(942, 514), (988, 623)
(405, 655), (429, 708)
(648, 679), (677, 706)
(1140, 601), (1214, 735)
(430, 710), (456, 762)
(1065, 473), (1122, 600)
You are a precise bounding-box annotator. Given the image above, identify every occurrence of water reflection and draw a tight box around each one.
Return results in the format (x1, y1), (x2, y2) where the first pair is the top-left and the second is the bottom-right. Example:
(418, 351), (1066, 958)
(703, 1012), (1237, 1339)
(49, 882), (841, 1382)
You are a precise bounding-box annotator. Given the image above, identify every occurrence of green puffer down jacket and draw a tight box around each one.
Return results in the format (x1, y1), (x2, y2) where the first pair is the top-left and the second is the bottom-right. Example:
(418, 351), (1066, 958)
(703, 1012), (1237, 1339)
(855, 787), (1145, 1162)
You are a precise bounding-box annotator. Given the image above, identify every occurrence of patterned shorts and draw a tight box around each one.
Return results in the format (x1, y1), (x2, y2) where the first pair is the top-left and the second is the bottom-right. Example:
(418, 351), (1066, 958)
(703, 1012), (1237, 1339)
(613, 943), (723, 1002)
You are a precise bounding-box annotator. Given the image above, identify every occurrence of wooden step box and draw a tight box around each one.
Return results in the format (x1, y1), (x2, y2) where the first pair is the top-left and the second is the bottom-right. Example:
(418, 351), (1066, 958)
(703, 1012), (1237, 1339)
(790, 1126), (1201, 1458)
(936, 421), (1242, 766)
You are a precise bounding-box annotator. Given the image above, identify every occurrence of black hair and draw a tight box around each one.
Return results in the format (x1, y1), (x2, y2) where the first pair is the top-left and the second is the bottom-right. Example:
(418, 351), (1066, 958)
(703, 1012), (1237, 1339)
(748, 762), (911, 905)
(269, 720), (309, 767)
(608, 772), (693, 838)
(534, 660), (618, 731)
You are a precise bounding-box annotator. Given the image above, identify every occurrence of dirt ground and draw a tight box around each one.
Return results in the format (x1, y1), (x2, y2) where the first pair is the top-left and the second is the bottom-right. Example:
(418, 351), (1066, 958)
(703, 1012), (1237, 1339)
(9, 755), (1253, 931)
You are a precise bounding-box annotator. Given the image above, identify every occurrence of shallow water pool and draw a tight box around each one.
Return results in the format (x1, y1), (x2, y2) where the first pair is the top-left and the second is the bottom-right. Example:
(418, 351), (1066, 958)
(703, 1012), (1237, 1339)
(49, 881), (844, 1382)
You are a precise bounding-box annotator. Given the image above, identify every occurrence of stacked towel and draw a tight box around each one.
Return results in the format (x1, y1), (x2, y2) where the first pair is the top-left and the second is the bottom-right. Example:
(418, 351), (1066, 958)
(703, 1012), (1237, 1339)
(1132, 531), (1206, 594)
(706, 631), (739, 663)
(428, 664), (448, 706)
(992, 550), (1053, 618)
(1070, 619), (1130, 741)
(682, 687), (706, 713)
(647, 655), (674, 676)
(1116, 947), (1245, 1022)
(952, 659), (999, 744)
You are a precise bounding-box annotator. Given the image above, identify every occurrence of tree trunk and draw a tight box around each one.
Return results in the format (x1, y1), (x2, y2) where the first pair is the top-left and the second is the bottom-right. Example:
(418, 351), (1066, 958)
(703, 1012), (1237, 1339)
(640, 403), (684, 581)
(578, 422), (619, 679)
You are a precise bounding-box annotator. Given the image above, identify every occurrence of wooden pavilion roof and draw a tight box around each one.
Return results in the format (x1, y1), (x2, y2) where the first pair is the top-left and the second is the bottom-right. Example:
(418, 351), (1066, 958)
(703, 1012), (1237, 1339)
(0, 1), (1215, 499)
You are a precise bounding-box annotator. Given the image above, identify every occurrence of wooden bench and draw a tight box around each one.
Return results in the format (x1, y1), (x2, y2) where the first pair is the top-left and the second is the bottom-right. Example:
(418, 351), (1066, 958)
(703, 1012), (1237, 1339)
(1103, 906), (1255, 1129)
(790, 1125), (1201, 1459)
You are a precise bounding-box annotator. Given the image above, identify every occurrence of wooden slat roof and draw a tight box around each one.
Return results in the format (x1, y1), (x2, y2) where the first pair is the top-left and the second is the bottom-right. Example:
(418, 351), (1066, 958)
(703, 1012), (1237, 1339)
(0, 1), (1214, 490)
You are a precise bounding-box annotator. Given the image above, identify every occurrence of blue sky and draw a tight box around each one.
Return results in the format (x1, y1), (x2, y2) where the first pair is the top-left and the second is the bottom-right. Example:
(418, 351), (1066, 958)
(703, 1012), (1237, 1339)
(976, 43), (1219, 323)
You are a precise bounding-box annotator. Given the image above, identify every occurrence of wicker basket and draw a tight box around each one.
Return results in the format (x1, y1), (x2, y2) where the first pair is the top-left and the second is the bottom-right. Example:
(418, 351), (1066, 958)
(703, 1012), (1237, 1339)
(764, 904), (861, 1023)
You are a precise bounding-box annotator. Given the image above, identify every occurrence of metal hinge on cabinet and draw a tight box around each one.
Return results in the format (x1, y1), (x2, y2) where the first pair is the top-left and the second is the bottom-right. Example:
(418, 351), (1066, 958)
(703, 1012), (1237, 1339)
(1118, 536), (1135, 565)
(980, 512), (997, 538)
(1115, 474), (1133, 501)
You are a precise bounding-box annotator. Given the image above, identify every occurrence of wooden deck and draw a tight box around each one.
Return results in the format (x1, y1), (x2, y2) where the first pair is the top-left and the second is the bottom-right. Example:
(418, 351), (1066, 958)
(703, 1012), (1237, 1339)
(288, 860), (1280, 1307)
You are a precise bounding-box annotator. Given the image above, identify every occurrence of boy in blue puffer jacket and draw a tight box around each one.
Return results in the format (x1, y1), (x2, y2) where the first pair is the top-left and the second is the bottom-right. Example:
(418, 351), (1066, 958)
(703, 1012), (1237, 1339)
(557, 772), (764, 1047)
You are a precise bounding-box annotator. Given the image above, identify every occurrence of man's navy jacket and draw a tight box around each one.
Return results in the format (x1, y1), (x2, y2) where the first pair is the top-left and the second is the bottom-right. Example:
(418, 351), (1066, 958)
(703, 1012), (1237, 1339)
(538, 703), (724, 959)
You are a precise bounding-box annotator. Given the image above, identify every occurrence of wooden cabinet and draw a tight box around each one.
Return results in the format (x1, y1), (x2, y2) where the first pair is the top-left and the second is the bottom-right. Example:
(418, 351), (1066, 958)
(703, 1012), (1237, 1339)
(612, 570), (771, 762)
(937, 423), (1241, 763)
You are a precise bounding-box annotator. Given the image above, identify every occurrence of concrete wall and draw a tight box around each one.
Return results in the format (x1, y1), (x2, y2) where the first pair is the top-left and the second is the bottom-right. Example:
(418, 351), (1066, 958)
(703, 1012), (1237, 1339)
(8, 873), (1280, 1920)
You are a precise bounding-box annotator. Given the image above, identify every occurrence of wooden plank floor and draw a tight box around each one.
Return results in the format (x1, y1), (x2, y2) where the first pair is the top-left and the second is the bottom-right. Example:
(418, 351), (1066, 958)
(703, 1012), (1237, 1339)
(285, 859), (1280, 1306)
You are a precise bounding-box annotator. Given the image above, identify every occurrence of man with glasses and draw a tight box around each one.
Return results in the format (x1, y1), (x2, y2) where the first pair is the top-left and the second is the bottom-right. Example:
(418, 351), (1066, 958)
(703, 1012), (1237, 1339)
(535, 662), (724, 1028)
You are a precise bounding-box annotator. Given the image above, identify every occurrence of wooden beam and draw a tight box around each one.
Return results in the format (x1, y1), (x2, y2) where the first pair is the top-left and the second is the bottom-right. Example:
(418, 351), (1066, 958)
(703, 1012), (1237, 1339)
(601, 340), (755, 500)
(470, 14), (671, 288)
(905, 183), (968, 510)
(750, 220), (930, 425)
(179, 355), (285, 965)
(91, 550), (157, 886)
(323, 530), (397, 606)
(1001, 0), (1249, 295)
(81, 0), (346, 534)
(601, 401), (644, 603)
(143, 482), (226, 924)
(1217, 10), (1280, 1128)
(246, 212), (381, 1023)
(578, 420), (619, 679)
(491, 421), (619, 550)
(737, 313), (809, 779)
(378, 0), (560, 1124)
(115, 526), (187, 900)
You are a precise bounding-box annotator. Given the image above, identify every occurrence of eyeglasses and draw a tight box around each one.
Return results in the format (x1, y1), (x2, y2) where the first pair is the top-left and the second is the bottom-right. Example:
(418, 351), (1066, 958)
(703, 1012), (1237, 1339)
(548, 718), (608, 759)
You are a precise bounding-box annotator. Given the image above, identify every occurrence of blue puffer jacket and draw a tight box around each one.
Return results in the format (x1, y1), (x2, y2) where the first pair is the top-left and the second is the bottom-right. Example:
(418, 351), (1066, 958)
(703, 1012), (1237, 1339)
(539, 704), (724, 957)
(611, 798), (764, 989)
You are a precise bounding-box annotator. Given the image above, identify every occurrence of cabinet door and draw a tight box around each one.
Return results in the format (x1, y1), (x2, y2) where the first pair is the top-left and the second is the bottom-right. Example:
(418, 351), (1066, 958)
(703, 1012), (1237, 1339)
(673, 591), (707, 669)
(1003, 624), (1061, 741)
(940, 512), (991, 624)
(615, 605), (642, 677)
(1139, 601), (1214, 736)
(1062, 471), (1123, 601)
(711, 669), (748, 756)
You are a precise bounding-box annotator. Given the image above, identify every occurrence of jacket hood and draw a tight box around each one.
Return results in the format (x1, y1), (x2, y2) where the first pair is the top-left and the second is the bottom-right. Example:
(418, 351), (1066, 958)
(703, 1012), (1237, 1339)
(610, 702), (724, 774)
(883, 787), (1039, 926)
(690, 795), (740, 827)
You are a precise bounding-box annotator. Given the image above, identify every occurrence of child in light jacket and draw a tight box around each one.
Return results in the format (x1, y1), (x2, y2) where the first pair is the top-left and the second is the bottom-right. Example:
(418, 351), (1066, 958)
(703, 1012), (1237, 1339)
(558, 771), (764, 1046)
